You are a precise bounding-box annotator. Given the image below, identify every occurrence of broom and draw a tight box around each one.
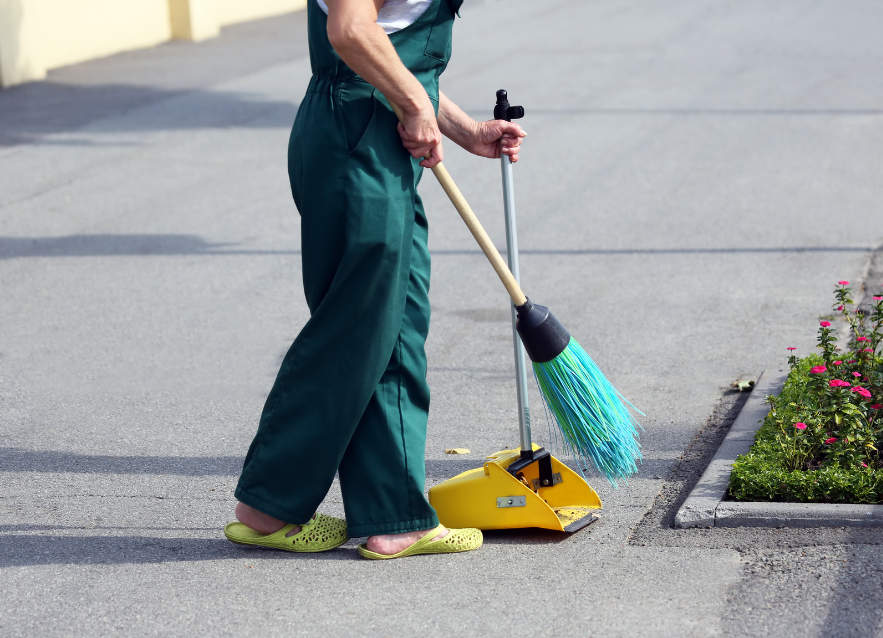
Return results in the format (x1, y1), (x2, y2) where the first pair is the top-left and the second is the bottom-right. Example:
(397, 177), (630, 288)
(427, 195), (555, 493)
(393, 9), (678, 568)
(388, 99), (642, 485)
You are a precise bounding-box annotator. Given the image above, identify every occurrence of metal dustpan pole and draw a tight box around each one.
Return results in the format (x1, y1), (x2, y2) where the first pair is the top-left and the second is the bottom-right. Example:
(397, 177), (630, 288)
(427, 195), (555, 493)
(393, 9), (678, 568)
(425, 90), (602, 534)
(501, 136), (531, 453)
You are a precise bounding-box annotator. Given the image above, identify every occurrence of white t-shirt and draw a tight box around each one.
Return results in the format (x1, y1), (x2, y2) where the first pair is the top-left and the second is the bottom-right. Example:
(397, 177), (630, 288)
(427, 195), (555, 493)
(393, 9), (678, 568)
(316, 0), (435, 35)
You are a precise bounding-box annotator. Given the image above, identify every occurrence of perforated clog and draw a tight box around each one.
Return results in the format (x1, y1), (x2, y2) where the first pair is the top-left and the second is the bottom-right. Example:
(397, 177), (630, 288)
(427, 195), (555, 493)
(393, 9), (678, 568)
(357, 524), (482, 560)
(224, 513), (348, 553)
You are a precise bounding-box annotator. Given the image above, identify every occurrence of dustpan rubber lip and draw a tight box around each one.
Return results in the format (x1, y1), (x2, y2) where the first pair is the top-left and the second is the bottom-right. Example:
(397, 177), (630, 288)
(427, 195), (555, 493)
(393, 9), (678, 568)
(515, 298), (571, 363)
(562, 511), (598, 533)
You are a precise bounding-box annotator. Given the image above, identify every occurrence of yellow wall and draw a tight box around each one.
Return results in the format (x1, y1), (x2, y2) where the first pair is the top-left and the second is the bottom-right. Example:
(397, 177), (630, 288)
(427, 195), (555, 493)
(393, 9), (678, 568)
(0, 0), (307, 88)
(216, 0), (306, 27)
(38, 0), (172, 71)
(0, 0), (44, 86)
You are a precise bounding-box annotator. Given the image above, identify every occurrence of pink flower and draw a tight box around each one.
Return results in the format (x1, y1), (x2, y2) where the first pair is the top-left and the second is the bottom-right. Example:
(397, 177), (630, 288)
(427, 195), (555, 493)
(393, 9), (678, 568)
(838, 281), (849, 286)
(810, 365), (827, 374)
(787, 347), (797, 351)
(833, 361), (843, 365)
(872, 404), (882, 410)
(829, 379), (851, 388)
(837, 305), (844, 311)
(819, 321), (831, 327)
(853, 372), (862, 377)
(848, 360), (857, 364)
(863, 349), (873, 353)
(794, 422), (807, 430)
(856, 336), (870, 342)
(852, 387), (872, 399)
(874, 296), (883, 301)
(825, 437), (838, 444)
(862, 463), (868, 468)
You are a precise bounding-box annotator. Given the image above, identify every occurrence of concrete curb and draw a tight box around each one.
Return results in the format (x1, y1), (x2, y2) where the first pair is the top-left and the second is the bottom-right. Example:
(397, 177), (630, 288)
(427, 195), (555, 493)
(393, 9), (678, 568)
(715, 501), (883, 527)
(674, 371), (883, 529)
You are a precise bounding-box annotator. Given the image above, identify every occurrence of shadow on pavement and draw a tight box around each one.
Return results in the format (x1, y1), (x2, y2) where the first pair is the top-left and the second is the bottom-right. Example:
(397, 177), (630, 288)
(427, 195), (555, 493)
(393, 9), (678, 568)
(0, 534), (356, 566)
(0, 83), (298, 147)
(0, 235), (300, 258)
(0, 234), (227, 258)
(0, 524), (217, 532)
(1, 235), (871, 260)
(0, 12), (309, 148)
(482, 527), (571, 546)
(0, 448), (242, 475)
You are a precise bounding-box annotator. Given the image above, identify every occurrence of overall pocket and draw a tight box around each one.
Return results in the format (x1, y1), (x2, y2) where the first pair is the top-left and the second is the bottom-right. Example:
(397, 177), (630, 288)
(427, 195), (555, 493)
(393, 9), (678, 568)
(338, 84), (377, 155)
(424, 0), (460, 61)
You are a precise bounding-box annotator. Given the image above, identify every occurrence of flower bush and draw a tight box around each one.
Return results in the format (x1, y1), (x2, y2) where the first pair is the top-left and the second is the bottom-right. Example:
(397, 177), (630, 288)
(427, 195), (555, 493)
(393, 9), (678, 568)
(729, 281), (883, 503)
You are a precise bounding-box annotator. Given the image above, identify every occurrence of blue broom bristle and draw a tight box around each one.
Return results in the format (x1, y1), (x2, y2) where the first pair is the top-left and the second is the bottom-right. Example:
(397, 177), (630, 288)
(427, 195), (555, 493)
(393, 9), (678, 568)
(533, 337), (643, 487)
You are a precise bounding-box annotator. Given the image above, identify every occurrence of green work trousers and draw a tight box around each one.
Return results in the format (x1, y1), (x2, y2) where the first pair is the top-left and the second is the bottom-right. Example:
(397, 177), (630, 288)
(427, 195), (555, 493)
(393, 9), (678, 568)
(235, 77), (439, 537)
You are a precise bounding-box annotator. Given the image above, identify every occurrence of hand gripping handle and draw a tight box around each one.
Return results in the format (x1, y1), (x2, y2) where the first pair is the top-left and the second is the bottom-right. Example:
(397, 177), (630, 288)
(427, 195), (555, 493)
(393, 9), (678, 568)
(387, 98), (527, 306)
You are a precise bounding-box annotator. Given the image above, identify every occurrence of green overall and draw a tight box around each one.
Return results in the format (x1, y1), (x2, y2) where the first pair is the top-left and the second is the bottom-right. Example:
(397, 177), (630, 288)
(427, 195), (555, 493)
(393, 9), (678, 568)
(235, 0), (462, 537)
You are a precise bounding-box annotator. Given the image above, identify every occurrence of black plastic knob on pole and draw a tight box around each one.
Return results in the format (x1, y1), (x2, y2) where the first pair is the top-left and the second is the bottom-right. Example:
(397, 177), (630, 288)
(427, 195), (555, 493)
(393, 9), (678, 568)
(494, 89), (525, 122)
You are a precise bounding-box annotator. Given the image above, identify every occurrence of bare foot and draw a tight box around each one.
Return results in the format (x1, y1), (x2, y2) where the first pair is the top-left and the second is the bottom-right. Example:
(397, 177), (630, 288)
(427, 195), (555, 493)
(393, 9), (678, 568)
(366, 527), (449, 555)
(235, 502), (303, 537)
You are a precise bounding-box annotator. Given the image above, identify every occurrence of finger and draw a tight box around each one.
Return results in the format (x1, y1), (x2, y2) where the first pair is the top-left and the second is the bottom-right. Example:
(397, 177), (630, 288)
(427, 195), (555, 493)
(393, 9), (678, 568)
(398, 123), (442, 148)
(420, 144), (443, 167)
(401, 136), (441, 150)
(406, 138), (441, 150)
(509, 152), (519, 163)
(500, 123), (527, 138)
(420, 153), (442, 168)
(401, 138), (434, 155)
(402, 140), (430, 152)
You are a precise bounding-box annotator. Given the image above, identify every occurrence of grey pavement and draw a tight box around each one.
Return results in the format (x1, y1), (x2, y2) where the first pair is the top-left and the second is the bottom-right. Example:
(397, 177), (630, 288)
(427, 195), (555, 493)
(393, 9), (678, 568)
(2, 1), (882, 636)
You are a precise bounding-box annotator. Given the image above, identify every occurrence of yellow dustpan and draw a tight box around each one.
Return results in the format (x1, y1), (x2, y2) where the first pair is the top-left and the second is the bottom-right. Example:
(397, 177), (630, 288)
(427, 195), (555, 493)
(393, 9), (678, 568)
(430, 445), (601, 532)
(429, 90), (602, 532)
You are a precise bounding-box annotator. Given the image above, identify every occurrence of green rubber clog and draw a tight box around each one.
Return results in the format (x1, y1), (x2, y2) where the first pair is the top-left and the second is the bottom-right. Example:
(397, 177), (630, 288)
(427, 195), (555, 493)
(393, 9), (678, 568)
(357, 524), (482, 560)
(224, 513), (348, 553)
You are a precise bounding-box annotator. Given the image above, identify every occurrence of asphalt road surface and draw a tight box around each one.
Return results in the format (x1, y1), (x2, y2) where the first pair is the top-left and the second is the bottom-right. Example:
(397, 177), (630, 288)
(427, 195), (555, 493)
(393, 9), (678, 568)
(1, 1), (882, 636)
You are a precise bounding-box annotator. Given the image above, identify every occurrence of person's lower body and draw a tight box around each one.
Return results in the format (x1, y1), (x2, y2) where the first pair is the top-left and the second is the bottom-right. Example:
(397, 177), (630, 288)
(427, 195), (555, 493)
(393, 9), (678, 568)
(229, 79), (480, 557)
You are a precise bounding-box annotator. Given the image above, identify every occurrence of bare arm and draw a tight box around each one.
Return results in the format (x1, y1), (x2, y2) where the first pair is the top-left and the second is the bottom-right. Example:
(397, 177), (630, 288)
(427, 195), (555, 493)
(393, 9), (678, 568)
(325, 0), (443, 167)
(438, 91), (527, 163)
(325, 1), (526, 165)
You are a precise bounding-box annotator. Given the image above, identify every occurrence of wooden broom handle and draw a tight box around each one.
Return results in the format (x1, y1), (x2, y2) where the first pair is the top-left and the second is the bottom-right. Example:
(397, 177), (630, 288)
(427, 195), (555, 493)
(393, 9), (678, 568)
(388, 99), (527, 306)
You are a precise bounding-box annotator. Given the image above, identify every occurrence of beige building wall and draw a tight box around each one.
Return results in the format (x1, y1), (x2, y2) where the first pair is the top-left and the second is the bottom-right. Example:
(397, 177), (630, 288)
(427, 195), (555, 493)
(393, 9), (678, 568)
(216, 0), (306, 27)
(37, 0), (173, 71)
(0, 0), (307, 88)
(0, 0), (42, 86)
